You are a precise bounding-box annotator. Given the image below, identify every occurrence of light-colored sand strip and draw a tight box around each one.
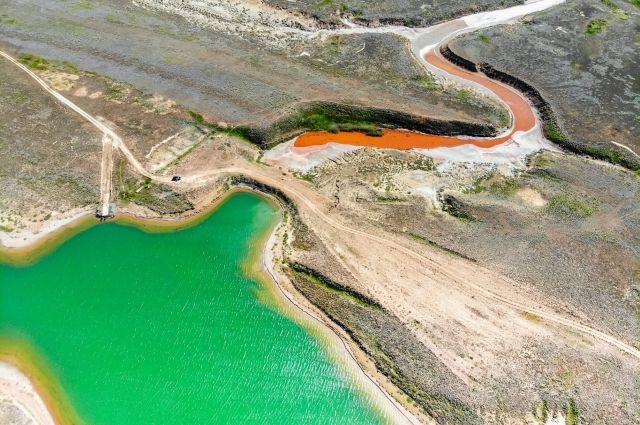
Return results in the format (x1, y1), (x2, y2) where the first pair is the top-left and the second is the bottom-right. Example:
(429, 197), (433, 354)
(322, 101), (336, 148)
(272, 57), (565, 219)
(0, 207), (92, 249)
(0, 362), (55, 425)
(610, 141), (640, 159)
(145, 130), (184, 159)
(261, 215), (423, 425)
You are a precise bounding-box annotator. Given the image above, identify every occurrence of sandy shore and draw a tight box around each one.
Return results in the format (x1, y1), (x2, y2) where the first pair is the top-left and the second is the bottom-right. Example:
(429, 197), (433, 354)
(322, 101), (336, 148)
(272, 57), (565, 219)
(0, 207), (92, 249)
(258, 209), (425, 425)
(0, 362), (55, 425)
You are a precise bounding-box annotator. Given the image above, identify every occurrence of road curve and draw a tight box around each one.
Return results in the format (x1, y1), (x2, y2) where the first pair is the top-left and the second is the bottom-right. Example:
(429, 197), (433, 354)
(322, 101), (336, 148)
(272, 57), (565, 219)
(293, 46), (535, 151)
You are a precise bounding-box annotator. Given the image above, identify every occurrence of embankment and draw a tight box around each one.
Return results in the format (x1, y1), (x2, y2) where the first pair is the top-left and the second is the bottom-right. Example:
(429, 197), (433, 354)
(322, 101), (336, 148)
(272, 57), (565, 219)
(225, 177), (482, 424)
(286, 262), (481, 425)
(221, 102), (498, 149)
(443, 46), (640, 170)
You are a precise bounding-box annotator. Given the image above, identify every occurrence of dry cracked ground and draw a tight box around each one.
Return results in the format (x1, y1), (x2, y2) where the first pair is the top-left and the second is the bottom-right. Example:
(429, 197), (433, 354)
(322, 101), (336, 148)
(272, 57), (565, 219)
(0, 0), (639, 424)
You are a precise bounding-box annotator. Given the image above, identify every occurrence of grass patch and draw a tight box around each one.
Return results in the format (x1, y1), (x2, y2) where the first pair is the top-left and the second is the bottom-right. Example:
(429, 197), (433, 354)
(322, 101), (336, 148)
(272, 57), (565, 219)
(582, 145), (625, 164)
(0, 224), (14, 232)
(286, 111), (383, 135)
(188, 111), (257, 142)
(105, 15), (122, 24)
(412, 74), (439, 91)
(532, 400), (548, 424)
(543, 120), (568, 144)
(546, 195), (596, 217)
(601, 0), (629, 17)
(465, 172), (518, 197)
(631, 0), (640, 8)
(612, 8), (630, 19)
(491, 177), (518, 197)
(478, 34), (491, 44)
(520, 311), (542, 323)
(293, 171), (316, 183)
(189, 111), (205, 124)
(565, 398), (579, 425)
(409, 233), (476, 262)
(585, 19), (607, 35)
(17, 53), (54, 71)
(290, 263), (381, 309)
(71, 0), (95, 9)
(0, 15), (17, 25)
(17, 53), (77, 73)
(455, 89), (471, 101)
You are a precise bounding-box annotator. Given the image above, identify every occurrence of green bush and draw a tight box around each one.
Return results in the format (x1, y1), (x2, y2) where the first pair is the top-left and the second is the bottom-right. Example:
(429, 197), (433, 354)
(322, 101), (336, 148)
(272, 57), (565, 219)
(547, 195), (596, 217)
(585, 19), (607, 35)
(566, 399), (579, 425)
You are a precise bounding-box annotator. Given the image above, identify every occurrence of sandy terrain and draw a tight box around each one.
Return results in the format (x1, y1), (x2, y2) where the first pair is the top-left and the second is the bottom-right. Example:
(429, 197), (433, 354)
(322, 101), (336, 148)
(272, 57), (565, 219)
(0, 363), (54, 425)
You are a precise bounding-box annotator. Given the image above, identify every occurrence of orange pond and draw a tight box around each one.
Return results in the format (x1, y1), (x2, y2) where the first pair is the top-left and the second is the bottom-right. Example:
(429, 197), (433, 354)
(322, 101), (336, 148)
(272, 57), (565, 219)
(293, 49), (536, 151)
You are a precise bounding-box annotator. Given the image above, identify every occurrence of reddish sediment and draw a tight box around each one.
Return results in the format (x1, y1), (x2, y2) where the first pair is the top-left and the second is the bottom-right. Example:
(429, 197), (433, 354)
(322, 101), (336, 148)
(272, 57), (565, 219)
(293, 49), (536, 151)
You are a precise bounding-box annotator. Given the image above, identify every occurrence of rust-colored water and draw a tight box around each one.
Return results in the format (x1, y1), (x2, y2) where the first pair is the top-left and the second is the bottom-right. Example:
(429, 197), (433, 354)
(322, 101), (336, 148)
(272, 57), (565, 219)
(293, 49), (536, 151)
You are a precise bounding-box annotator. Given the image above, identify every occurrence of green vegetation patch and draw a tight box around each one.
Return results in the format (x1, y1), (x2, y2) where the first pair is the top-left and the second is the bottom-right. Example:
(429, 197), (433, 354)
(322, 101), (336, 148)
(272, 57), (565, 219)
(582, 144), (625, 164)
(277, 109), (383, 137)
(17, 53), (77, 73)
(115, 164), (193, 214)
(585, 19), (607, 35)
(565, 398), (580, 425)
(543, 120), (568, 144)
(601, 0), (631, 18)
(520, 311), (542, 323)
(532, 400), (549, 424)
(455, 89), (471, 101)
(289, 263), (382, 309)
(478, 34), (492, 44)
(186, 101), (496, 149)
(409, 233), (477, 262)
(188, 111), (254, 142)
(0, 14), (17, 25)
(72, 0), (96, 10)
(546, 195), (596, 218)
(465, 171), (519, 198)
(412, 74), (440, 91)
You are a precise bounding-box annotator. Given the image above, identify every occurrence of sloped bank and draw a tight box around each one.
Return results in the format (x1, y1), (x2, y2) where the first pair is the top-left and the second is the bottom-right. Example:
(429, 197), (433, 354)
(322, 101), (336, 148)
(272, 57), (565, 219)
(227, 177), (483, 425)
(286, 263), (481, 425)
(442, 45), (640, 170)
(213, 102), (499, 149)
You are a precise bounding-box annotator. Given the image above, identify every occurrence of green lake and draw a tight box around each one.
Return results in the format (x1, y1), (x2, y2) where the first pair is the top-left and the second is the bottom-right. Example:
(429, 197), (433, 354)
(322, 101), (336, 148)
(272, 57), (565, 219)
(0, 192), (389, 424)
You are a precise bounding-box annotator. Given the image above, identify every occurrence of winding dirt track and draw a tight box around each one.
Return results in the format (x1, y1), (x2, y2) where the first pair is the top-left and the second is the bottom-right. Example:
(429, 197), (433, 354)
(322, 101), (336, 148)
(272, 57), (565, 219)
(1, 8), (639, 365)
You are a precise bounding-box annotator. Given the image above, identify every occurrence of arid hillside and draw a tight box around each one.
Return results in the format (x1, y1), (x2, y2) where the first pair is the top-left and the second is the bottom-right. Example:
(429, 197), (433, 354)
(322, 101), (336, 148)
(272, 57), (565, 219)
(450, 0), (640, 169)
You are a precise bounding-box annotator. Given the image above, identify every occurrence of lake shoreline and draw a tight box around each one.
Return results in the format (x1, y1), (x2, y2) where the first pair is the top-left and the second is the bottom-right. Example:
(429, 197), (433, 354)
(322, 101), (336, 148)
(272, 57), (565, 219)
(0, 188), (421, 425)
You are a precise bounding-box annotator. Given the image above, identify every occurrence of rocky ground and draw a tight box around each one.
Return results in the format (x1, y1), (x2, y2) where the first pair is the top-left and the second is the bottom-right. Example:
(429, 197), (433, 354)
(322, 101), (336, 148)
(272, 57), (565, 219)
(0, 0), (505, 132)
(284, 147), (640, 424)
(264, 0), (524, 27)
(0, 57), (101, 234)
(450, 0), (640, 169)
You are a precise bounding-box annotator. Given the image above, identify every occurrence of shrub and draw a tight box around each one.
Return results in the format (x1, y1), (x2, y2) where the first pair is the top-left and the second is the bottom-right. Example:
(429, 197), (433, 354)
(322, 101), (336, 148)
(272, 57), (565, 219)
(547, 195), (596, 217)
(585, 19), (607, 35)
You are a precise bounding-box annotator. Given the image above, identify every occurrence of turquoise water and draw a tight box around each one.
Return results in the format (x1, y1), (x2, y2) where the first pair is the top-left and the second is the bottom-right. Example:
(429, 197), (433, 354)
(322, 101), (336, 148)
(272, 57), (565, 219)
(0, 192), (385, 424)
